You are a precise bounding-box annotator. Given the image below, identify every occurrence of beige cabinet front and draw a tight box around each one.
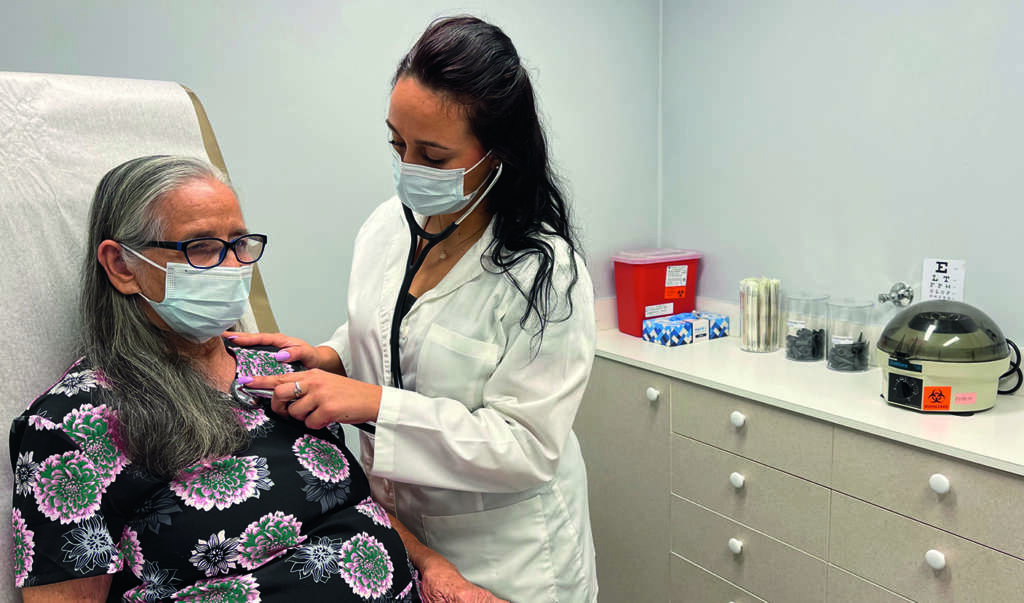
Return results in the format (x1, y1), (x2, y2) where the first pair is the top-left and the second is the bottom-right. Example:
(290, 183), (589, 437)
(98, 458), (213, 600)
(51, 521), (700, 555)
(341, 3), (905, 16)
(671, 554), (765, 603)
(671, 435), (830, 557)
(829, 492), (1024, 601)
(576, 356), (671, 602)
(671, 380), (833, 486)
(578, 356), (1024, 602)
(825, 565), (911, 603)
(671, 495), (827, 603)
(833, 426), (1024, 559)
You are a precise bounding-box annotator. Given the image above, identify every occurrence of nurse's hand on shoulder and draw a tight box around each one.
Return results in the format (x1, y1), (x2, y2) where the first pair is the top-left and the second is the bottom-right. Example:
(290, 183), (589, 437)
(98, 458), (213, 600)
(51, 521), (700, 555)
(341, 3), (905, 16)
(240, 370), (382, 429)
(225, 331), (329, 368)
(420, 555), (510, 603)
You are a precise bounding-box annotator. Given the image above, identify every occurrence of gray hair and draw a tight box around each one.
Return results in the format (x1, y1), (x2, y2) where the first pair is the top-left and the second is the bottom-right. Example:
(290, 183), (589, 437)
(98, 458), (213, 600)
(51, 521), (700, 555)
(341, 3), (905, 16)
(80, 155), (249, 480)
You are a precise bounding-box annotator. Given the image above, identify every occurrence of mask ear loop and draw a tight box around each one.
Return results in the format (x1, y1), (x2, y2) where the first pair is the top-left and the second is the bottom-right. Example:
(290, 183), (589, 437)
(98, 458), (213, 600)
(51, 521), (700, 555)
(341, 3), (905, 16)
(454, 161), (503, 226)
(119, 245), (167, 306)
(122, 245), (168, 273)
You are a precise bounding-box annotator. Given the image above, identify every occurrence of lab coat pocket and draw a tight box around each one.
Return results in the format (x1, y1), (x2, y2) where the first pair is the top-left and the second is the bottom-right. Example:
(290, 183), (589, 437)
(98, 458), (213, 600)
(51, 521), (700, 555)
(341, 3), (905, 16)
(417, 323), (499, 410)
(421, 495), (557, 603)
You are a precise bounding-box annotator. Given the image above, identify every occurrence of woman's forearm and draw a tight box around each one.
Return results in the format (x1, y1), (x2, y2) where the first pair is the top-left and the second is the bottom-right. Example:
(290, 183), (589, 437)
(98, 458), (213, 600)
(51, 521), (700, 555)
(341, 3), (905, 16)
(386, 511), (439, 571)
(315, 345), (346, 375)
(22, 574), (112, 602)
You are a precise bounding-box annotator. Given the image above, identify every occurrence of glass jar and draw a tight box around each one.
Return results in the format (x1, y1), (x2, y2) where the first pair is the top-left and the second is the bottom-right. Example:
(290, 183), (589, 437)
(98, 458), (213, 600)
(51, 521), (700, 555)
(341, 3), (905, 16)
(827, 299), (873, 372)
(785, 293), (828, 361)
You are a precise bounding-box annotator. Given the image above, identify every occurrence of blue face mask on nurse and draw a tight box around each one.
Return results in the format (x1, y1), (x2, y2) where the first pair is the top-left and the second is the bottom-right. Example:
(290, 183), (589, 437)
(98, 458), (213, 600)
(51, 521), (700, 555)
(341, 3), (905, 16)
(391, 147), (502, 218)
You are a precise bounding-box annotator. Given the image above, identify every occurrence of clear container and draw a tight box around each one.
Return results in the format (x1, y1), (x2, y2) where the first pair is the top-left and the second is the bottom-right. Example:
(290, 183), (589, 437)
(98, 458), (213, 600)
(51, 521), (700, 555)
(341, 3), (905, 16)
(827, 299), (873, 372)
(785, 293), (828, 361)
(739, 277), (782, 353)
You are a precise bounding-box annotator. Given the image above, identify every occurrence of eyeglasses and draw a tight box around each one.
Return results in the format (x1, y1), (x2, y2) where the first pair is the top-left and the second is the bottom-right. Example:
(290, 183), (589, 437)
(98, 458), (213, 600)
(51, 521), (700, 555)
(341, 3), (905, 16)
(144, 233), (268, 269)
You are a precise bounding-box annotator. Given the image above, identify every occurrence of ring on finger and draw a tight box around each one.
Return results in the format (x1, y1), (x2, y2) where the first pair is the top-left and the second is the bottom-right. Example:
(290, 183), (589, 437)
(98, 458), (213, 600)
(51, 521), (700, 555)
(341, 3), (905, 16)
(293, 381), (304, 399)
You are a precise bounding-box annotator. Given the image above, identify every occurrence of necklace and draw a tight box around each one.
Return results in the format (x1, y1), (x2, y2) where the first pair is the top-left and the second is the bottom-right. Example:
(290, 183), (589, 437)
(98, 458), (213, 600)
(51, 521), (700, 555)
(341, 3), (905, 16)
(429, 216), (487, 261)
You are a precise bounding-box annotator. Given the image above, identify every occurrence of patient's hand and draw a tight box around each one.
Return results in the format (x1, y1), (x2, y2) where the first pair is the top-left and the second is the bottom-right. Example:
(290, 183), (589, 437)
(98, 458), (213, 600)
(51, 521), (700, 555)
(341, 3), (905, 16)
(224, 331), (333, 371)
(419, 555), (510, 603)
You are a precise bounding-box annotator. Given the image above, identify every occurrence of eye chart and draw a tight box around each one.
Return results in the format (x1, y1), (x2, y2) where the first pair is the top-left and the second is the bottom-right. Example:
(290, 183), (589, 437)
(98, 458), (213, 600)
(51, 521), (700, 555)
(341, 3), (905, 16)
(922, 258), (965, 302)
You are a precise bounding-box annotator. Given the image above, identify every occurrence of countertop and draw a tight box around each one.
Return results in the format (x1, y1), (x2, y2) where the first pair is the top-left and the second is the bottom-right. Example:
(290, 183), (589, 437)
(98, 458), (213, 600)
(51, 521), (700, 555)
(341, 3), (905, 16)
(595, 328), (1024, 477)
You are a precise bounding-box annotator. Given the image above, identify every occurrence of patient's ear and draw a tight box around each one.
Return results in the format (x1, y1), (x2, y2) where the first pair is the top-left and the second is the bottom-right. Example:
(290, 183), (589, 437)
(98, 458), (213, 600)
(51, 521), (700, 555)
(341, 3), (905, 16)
(96, 240), (141, 295)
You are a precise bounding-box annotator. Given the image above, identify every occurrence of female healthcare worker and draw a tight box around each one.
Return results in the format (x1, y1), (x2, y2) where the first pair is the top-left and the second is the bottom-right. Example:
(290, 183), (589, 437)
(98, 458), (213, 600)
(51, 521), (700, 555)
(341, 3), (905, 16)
(236, 15), (597, 602)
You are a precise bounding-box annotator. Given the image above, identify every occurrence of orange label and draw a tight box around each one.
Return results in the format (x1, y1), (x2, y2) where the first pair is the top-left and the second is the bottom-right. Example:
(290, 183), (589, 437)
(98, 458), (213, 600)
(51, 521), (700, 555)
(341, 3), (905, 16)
(665, 286), (687, 299)
(923, 386), (952, 411)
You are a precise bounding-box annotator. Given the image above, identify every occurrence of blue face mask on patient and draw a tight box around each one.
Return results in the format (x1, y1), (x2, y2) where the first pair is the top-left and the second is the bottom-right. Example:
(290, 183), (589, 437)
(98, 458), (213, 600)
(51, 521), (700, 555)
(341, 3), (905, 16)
(124, 246), (253, 343)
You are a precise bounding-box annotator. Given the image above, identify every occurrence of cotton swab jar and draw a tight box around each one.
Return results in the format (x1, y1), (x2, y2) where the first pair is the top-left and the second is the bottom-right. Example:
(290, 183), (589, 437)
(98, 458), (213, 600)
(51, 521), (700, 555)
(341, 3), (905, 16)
(739, 277), (782, 353)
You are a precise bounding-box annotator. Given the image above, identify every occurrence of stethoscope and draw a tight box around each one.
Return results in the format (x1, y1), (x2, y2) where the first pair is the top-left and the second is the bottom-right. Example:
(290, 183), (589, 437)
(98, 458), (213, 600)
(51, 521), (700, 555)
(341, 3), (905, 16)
(355, 162), (503, 435)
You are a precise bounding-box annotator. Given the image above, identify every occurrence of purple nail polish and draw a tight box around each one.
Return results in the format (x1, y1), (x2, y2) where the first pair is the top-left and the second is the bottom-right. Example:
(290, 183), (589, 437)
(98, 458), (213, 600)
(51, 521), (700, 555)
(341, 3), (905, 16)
(274, 350), (290, 362)
(227, 335), (239, 340)
(237, 375), (254, 385)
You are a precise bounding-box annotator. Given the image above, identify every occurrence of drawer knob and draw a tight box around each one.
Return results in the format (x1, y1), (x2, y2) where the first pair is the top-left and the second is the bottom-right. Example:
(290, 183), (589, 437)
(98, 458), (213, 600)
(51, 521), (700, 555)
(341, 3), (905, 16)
(730, 411), (746, 428)
(729, 472), (746, 489)
(925, 549), (946, 570)
(645, 387), (661, 402)
(728, 538), (744, 554)
(929, 473), (951, 495)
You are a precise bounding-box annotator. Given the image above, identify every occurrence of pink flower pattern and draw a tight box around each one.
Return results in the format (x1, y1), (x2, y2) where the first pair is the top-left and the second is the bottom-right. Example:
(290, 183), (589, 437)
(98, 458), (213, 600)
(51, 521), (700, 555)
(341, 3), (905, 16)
(355, 497), (391, 528)
(12, 508), (34, 587)
(32, 450), (103, 524)
(338, 532), (394, 599)
(237, 511), (306, 571)
(170, 456), (273, 511)
(292, 435), (349, 483)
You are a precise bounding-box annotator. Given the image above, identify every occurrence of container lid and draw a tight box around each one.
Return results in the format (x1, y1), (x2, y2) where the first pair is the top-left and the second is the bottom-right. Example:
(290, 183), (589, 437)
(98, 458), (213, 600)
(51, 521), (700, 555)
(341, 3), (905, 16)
(612, 248), (703, 265)
(876, 300), (1009, 363)
(785, 292), (829, 302)
(827, 297), (873, 309)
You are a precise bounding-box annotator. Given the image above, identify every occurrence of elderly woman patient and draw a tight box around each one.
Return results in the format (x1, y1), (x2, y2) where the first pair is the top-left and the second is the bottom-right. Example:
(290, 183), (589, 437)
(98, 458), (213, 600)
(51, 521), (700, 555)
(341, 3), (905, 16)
(9, 156), (419, 601)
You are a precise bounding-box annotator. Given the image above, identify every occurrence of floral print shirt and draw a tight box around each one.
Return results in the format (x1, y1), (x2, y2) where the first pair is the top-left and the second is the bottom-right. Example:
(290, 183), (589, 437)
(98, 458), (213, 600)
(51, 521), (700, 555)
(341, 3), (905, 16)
(10, 344), (419, 602)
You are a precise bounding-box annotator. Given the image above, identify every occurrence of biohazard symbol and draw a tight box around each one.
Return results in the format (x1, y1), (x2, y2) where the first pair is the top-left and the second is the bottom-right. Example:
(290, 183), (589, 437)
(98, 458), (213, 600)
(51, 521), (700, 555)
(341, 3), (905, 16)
(923, 386), (952, 411)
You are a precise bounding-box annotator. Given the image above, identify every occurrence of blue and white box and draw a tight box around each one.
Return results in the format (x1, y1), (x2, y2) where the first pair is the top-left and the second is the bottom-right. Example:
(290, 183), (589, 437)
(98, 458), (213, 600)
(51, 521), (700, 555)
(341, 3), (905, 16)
(641, 316), (680, 345)
(695, 311), (730, 340)
(642, 313), (709, 347)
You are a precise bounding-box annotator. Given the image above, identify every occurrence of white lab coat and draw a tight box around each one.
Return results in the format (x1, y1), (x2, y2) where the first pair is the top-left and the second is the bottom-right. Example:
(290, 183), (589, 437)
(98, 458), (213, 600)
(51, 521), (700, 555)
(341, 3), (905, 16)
(323, 197), (598, 602)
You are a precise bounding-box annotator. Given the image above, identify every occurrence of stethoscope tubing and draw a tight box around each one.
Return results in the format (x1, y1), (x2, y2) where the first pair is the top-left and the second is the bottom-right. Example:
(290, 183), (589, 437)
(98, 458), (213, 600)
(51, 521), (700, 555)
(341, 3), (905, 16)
(359, 164), (502, 436)
(352, 207), (455, 436)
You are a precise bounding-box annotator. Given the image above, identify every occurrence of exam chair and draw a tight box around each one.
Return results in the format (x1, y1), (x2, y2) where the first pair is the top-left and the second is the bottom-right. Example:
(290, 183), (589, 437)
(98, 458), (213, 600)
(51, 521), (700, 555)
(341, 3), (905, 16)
(0, 72), (277, 601)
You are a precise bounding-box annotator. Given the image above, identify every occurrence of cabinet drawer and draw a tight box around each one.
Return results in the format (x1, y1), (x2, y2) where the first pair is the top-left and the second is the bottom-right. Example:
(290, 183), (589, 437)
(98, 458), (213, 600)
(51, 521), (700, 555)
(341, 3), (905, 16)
(826, 565), (911, 603)
(671, 495), (827, 603)
(833, 427), (1024, 559)
(671, 553), (765, 603)
(671, 434), (830, 557)
(829, 492), (1024, 602)
(671, 381), (833, 485)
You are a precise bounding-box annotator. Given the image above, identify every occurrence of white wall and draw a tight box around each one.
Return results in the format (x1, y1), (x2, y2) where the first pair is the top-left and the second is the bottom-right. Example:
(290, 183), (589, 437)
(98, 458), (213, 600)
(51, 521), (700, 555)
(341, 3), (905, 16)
(662, 0), (1024, 339)
(1, 0), (660, 343)
(13, 1), (1016, 344)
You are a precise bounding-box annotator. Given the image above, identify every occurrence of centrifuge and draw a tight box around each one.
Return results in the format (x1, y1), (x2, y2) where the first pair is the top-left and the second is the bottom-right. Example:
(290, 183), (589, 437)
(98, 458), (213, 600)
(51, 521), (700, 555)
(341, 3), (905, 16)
(875, 300), (1009, 413)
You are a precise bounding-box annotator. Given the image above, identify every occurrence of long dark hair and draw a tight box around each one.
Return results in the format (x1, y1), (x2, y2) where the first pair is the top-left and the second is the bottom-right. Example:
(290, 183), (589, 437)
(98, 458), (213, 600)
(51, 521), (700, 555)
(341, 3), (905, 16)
(394, 15), (583, 338)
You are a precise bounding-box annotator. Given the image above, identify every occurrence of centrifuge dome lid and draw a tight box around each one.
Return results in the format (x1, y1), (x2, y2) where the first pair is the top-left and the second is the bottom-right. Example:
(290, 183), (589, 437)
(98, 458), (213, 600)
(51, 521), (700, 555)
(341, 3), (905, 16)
(876, 300), (1008, 363)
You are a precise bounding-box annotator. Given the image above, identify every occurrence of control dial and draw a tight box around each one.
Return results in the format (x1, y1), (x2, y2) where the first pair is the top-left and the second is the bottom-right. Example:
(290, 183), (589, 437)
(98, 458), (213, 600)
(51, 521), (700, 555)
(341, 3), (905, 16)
(888, 373), (923, 407)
